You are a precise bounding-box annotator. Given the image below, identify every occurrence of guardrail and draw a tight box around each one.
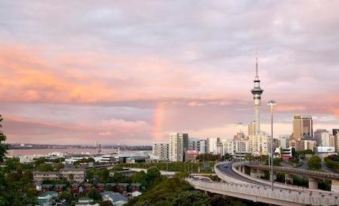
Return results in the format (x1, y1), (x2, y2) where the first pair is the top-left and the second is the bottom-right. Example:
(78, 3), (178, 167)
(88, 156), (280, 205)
(186, 177), (339, 206)
(244, 163), (339, 180)
(230, 161), (338, 194)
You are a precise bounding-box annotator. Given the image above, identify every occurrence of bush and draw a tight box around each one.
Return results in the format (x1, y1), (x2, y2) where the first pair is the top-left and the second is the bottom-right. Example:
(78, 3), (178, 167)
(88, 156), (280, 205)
(324, 155), (339, 172)
(307, 155), (321, 170)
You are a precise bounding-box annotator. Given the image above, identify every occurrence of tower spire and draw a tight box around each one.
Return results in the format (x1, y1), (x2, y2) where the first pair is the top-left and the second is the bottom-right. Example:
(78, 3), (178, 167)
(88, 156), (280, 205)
(255, 56), (259, 80)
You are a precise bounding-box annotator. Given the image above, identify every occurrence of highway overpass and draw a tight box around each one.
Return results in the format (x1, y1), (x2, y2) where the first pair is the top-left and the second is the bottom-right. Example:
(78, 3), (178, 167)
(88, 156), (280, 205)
(186, 162), (339, 206)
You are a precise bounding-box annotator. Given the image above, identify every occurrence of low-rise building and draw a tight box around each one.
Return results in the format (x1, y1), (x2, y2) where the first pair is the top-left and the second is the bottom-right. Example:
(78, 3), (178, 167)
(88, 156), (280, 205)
(33, 171), (60, 183)
(37, 191), (58, 206)
(60, 168), (85, 183)
(185, 150), (199, 162)
(101, 191), (128, 206)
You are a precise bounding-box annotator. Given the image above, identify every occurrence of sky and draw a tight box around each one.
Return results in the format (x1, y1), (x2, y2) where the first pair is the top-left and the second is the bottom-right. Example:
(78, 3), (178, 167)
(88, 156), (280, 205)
(0, 0), (339, 145)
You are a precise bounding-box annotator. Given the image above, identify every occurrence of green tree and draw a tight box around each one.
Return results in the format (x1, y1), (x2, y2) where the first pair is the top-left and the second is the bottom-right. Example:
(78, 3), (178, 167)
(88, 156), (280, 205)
(223, 153), (233, 161)
(37, 162), (54, 171)
(308, 155), (321, 170)
(87, 188), (102, 202)
(100, 200), (113, 206)
(171, 191), (210, 206)
(145, 167), (161, 188)
(0, 115), (8, 162)
(60, 191), (74, 203)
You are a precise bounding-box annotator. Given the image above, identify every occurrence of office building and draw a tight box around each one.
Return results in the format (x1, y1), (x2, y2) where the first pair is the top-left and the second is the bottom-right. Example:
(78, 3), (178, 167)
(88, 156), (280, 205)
(248, 121), (257, 136)
(279, 136), (289, 149)
(315, 129), (335, 147)
(169, 133), (188, 162)
(188, 138), (207, 154)
(207, 137), (220, 154)
(292, 115), (313, 142)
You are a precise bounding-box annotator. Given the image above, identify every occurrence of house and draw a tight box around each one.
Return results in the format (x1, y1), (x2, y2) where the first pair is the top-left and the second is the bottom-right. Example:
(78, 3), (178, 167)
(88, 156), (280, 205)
(75, 197), (99, 206)
(37, 191), (58, 206)
(101, 192), (128, 206)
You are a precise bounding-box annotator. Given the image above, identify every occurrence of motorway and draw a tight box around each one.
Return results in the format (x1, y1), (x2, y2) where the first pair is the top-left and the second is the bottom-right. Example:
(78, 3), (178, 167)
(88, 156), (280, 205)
(216, 161), (269, 186)
(186, 162), (339, 205)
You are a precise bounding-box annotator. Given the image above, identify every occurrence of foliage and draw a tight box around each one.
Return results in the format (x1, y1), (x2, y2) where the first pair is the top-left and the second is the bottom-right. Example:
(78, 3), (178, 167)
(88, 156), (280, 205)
(273, 158), (282, 166)
(126, 177), (194, 206)
(0, 158), (37, 205)
(196, 154), (221, 161)
(74, 157), (95, 165)
(292, 175), (308, 187)
(297, 150), (315, 160)
(209, 195), (249, 206)
(318, 179), (331, 191)
(171, 191), (210, 206)
(223, 153), (233, 161)
(100, 200), (113, 206)
(87, 188), (102, 202)
(86, 168), (110, 183)
(307, 155), (321, 170)
(145, 166), (162, 189)
(0, 115), (8, 163)
(60, 191), (74, 204)
(123, 161), (214, 173)
(324, 155), (339, 172)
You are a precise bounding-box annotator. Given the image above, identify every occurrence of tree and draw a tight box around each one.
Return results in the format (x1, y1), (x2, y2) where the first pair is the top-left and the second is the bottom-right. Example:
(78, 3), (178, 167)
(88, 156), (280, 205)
(87, 188), (102, 202)
(223, 153), (233, 161)
(171, 191), (210, 206)
(308, 155), (321, 170)
(100, 200), (113, 206)
(60, 191), (74, 204)
(145, 167), (161, 188)
(0, 115), (8, 162)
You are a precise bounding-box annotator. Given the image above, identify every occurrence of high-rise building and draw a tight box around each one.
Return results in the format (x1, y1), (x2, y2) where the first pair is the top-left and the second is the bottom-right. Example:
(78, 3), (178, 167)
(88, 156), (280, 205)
(292, 115), (313, 142)
(249, 133), (269, 155)
(315, 129), (333, 147)
(188, 138), (207, 154)
(251, 57), (264, 135)
(335, 134), (339, 153)
(152, 143), (169, 161)
(169, 133), (188, 162)
(248, 121), (257, 136)
(279, 136), (289, 149)
(207, 137), (219, 154)
(333, 129), (339, 136)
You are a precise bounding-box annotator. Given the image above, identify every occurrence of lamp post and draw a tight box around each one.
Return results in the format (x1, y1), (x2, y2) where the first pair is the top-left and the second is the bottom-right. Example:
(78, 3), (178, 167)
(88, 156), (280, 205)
(268, 100), (276, 190)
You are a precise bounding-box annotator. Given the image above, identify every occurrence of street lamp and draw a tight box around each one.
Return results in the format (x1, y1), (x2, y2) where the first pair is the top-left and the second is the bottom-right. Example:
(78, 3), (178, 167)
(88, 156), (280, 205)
(268, 100), (276, 190)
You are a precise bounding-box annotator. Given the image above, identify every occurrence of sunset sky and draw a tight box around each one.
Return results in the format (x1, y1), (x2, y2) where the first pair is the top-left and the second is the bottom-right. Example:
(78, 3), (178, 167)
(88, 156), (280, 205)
(1, 1), (339, 145)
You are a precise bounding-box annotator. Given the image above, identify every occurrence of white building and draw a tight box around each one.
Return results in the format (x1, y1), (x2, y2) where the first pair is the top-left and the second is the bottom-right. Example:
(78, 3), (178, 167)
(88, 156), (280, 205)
(169, 133), (188, 162)
(315, 129), (335, 147)
(249, 132), (269, 156)
(279, 136), (289, 149)
(222, 139), (250, 155)
(188, 138), (207, 154)
(152, 143), (169, 161)
(207, 137), (220, 154)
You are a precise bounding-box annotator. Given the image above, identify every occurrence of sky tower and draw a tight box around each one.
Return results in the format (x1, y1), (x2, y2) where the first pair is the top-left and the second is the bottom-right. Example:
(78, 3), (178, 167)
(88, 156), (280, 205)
(251, 57), (264, 135)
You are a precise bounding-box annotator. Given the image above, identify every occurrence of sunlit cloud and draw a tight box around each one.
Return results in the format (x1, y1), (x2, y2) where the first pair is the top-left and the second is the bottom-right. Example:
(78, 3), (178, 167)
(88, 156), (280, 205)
(0, 1), (339, 144)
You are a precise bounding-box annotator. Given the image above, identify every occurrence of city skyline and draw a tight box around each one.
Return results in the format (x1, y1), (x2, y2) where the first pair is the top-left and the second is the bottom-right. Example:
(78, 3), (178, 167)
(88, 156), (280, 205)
(1, 1), (339, 145)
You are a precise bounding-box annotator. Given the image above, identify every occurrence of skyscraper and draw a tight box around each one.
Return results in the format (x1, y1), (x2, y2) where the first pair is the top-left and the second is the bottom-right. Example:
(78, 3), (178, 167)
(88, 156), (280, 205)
(251, 57), (264, 135)
(152, 143), (169, 161)
(292, 115), (313, 142)
(169, 133), (188, 162)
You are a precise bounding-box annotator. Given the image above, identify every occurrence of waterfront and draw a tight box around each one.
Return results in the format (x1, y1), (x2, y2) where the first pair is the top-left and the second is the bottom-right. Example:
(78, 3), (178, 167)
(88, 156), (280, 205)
(7, 148), (151, 157)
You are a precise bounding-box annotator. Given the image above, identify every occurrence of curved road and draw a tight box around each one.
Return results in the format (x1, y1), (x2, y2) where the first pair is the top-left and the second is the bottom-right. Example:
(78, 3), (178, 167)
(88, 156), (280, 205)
(216, 162), (269, 186)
